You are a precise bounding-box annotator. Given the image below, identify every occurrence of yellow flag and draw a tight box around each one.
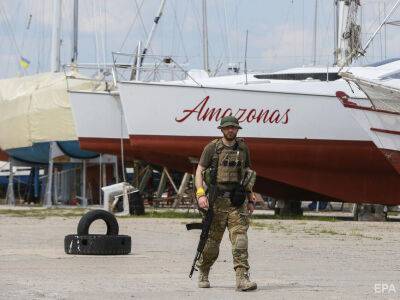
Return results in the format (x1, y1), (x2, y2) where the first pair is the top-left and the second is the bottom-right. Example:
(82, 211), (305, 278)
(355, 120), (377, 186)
(19, 56), (30, 69)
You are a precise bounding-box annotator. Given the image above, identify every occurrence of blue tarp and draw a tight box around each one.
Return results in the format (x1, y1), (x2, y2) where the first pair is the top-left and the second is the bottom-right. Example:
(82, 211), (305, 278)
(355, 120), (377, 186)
(7, 141), (98, 165)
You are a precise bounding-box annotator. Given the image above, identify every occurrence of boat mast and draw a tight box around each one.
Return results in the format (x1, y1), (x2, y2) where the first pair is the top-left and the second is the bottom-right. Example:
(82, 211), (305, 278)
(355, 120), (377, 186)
(334, 0), (338, 65)
(334, 0), (361, 67)
(71, 0), (78, 64)
(202, 0), (210, 74)
(139, 0), (166, 67)
(335, 0), (348, 66)
(51, 0), (62, 72)
(312, 0), (318, 66)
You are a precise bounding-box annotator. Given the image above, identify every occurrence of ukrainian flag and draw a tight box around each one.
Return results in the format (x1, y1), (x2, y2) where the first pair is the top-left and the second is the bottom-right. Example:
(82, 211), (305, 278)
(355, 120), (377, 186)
(19, 56), (30, 69)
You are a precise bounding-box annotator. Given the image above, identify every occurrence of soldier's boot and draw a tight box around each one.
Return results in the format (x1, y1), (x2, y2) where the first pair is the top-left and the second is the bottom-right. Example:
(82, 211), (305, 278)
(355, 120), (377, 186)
(235, 268), (257, 291)
(198, 268), (211, 288)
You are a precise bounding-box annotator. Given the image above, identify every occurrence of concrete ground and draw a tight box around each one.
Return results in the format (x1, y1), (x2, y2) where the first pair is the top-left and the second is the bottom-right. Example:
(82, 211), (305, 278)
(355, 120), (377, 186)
(1, 210), (400, 299)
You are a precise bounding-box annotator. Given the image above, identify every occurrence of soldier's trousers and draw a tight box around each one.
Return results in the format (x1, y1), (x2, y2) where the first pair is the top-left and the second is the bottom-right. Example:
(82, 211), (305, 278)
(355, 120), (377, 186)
(197, 197), (250, 271)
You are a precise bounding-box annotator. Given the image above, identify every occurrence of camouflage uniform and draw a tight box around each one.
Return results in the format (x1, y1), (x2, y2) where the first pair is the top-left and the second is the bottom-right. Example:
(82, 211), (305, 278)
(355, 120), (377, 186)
(196, 137), (251, 273)
(196, 116), (257, 291)
(197, 197), (250, 271)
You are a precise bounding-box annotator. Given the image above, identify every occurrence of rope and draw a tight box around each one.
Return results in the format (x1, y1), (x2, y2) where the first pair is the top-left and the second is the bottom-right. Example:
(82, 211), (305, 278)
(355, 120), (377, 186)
(134, 0), (149, 42)
(119, 0), (145, 51)
(170, 0), (188, 59)
(189, 0), (204, 59)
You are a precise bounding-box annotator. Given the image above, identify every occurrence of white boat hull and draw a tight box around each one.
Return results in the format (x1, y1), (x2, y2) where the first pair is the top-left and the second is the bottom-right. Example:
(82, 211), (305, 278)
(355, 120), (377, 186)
(118, 82), (370, 141)
(69, 91), (128, 140)
(117, 81), (400, 205)
(337, 91), (400, 174)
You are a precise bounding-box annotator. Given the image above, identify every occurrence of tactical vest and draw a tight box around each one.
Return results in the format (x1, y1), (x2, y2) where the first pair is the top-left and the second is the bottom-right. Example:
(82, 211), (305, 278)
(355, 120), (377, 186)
(213, 139), (246, 185)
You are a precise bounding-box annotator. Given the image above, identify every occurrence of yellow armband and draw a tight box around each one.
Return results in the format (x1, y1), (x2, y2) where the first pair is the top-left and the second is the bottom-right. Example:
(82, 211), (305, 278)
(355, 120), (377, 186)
(196, 187), (205, 198)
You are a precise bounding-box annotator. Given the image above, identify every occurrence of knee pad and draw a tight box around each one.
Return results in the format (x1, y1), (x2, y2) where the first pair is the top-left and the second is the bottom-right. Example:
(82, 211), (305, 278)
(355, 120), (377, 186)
(235, 234), (248, 250)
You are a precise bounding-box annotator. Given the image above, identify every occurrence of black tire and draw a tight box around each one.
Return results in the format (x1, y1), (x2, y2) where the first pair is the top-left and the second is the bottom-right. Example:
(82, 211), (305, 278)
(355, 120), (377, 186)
(64, 234), (131, 255)
(77, 210), (119, 236)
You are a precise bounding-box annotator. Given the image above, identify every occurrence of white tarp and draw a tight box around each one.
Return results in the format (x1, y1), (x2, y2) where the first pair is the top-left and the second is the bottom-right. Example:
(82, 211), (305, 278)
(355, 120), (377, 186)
(0, 72), (95, 150)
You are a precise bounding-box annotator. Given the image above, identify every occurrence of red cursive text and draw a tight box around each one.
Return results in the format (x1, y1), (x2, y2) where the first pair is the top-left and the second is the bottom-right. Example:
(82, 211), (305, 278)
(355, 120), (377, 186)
(175, 96), (290, 124)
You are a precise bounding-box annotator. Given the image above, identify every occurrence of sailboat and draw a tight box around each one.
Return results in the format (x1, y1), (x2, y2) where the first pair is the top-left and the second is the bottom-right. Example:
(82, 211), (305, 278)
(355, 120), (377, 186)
(115, 0), (400, 205)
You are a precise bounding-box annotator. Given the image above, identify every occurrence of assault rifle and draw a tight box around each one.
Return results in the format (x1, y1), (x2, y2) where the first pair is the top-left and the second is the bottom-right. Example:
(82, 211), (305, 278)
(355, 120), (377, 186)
(187, 183), (218, 278)
(187, 144), (220, 278)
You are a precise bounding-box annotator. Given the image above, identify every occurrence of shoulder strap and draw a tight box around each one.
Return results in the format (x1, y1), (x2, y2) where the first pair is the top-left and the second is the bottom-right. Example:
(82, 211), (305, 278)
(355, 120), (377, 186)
(213, 138), (224, 154)
(235, 138), (246, 150)
(209, 139), (221, 185)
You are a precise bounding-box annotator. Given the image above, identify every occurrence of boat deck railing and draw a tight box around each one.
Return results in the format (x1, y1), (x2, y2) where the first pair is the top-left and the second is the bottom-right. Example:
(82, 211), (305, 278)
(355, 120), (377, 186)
(63, 64), (116, 93)
(111, 52), (188, 83)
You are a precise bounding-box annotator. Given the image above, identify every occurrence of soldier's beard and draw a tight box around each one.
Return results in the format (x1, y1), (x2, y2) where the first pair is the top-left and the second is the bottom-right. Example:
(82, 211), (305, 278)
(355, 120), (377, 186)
(223, 131), (237, 141)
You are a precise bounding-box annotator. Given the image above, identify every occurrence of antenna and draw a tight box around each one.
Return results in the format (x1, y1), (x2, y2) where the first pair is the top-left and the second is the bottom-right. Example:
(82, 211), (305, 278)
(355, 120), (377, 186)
(244, 30), (248, 85)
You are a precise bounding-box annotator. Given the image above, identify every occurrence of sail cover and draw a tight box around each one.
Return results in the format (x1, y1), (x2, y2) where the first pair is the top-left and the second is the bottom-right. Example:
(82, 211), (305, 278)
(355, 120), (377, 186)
(0, 72), (95, 150)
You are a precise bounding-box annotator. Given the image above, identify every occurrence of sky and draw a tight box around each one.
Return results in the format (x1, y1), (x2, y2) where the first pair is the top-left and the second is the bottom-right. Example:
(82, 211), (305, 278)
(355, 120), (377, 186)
(0, 0), (399, 79)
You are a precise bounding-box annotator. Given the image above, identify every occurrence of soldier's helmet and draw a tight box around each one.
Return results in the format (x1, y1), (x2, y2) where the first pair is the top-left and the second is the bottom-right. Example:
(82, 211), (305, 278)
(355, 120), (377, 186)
(218, 116), (242, 129)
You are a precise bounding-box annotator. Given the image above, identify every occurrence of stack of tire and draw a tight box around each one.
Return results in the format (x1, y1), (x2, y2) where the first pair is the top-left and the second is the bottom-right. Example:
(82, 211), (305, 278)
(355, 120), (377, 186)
(64, 210), (131, 255)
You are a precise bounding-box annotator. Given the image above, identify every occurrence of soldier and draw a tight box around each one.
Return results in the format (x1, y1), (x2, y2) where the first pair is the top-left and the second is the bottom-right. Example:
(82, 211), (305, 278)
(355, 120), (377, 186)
(194, 115), (257, 291)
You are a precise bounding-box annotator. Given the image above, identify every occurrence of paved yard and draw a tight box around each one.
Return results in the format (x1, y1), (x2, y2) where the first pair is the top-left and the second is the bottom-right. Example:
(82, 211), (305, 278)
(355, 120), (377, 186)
(0, 210), (400, 299)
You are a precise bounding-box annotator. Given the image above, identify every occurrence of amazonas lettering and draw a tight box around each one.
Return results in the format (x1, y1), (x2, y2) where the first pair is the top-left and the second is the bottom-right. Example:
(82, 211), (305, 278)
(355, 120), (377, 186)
(175, 96), (290, 124)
